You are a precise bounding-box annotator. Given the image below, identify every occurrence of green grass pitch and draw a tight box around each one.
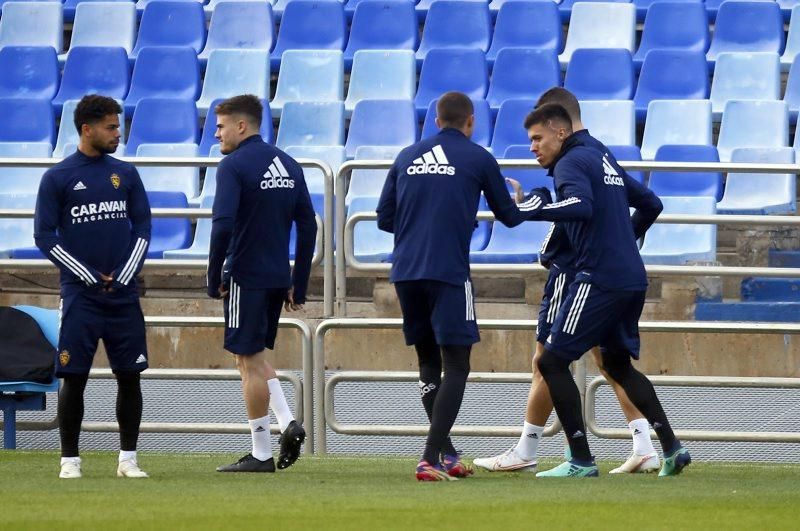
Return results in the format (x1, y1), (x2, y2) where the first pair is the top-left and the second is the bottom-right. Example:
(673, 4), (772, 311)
(1, 452), (799, 530)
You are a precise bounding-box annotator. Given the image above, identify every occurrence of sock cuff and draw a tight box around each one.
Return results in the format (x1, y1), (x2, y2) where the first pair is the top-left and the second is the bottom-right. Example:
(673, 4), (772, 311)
(248, 415), (270, 429)
(629, 418), (649, 430)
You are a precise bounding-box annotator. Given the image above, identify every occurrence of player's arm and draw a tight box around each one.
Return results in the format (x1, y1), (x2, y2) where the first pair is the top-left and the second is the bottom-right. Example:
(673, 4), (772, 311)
(34, 171), (103, 287)
(207, 159), (240, 299)
(482, 157), (551, 227)
(110, 168), (151, 290)
(288, 167), (317, 309)
(624, 173), (663, 239)
(376, 163), (398, 233)
(527, 158), (593, 222)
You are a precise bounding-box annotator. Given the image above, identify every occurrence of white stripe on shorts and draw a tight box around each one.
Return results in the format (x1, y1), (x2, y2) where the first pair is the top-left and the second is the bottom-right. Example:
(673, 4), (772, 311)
(547, 273), (566, 324)
(563, 283), (591, 335)
(465, 280), (475, 321)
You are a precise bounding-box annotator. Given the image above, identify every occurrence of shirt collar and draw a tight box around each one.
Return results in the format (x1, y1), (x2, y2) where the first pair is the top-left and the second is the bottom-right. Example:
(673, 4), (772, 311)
(238, 134), (262, 148)
(546, 132), (585, 176)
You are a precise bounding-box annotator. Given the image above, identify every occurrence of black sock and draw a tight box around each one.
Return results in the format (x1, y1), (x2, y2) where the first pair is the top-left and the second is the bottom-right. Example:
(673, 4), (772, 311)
(115, 370), (143, 452)
(537, 349), (592, 463)
(415, 337), (458, 457)
(422, 344), (470, 465)
(58, 373), (88, 458)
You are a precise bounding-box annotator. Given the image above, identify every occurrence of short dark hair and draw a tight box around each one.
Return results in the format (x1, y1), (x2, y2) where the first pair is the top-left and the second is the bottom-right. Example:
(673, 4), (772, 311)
(215, 94), (262, 128)
(436, 91), (474, 129)
(523, 103), (573, 132)
(73, 95), (122, 134)
(536, 87), (581, 122)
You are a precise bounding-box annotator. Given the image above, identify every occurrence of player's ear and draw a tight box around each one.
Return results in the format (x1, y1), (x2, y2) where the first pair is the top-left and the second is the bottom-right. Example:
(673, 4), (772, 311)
(434, 116), (442, 129)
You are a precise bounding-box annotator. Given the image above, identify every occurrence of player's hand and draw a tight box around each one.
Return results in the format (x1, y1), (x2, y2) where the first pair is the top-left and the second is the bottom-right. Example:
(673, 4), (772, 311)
(99, 273), (115, 293)
(505, 177), (524, 204)
(284, 287), (303, 312)
(219, 285), (229, 298)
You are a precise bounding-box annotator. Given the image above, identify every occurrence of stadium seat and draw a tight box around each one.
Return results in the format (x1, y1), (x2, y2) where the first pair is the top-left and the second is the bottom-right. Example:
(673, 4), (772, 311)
(132, 1), (206, 60)
(564, 49), (634, 101)
(275, 101), (345, 149)
(415, 49), (488, 119)
(490, 99), (537, 157)
(136, 143), (200, 199)
(345, 50), (416, 116)
(779, 0), (799, 21)
(633, 50), (709, 122)
(343, 0), (418, 70)
(0, 2), (63, 53)
(198, 2), (274, 65)
(124, 47), (200, 115)
(193, 144), (223, 206)
(66, 2), (137, 58)
(272, 0), (340, 19)
(54, 99), (126, 157)
(471, 195), (493, 251)
(414, 0), (487, 22)
(0, 46), (59, 100)
(421, 98), (493, 148)
(649, 145), (724, 200)
(706, 1), (785, 64)
(487, 1), (562, 65)
(709, 52), (781, 119)
(0, 194), (37, 258)
(271, 50), (343, 118)
(146, 191), (192, 258)
(784, 55), (800, 121)
(632, 0), (703, 22)
(348, 196), (393, 263)
(718, 147), (797, 214)
(126, 98), (199, 155)
(285, 145), (346, 195)
(0, 98), (54, 145)
(486, 48), (560, 116)
(416, 1), (492, 64)
(199, 98), (273, 156)
(608, 144), (644, 184)
(559, 2), (636, 66)
(500, 144), (551, 195)
(633, 2), (709, 67)
(345, 145), (402, 204)
(469, 218), (552, 264)
(640, 99), (713, 160)
(162, 195), (214, 260)
(580, 100), (636, 147)
(270, 1), (346, 70)
(717, 100), (789, 162)
(781, 5), (800, 70)
(52, 47), (130, 115)
(136, 0), (204, 13)
(197, 50), (271, 116)
(345, 100), (417, 159)
(639, 196), (717, 265)
(0, 143), (52, 195)
(63, 0), (134, 23)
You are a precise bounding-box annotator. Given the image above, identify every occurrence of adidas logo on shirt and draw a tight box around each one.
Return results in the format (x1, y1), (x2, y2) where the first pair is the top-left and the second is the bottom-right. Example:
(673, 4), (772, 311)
(602, 155), (624, 186)
(73, 181), (87, 191)
(407, 145), (455, 176)
(261, 156), (295, 189)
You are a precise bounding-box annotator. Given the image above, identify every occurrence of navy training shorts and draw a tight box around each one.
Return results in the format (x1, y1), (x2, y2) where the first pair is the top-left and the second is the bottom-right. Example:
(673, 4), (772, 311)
(394, 279), (479, 346)
(537, 265), (575, 344)
(223, 280), (287, 355)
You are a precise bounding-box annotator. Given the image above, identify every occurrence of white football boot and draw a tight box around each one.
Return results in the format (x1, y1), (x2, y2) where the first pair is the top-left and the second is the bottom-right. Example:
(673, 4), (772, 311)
(117, 458), (150, 478)
(473, 447), (537, 473)
(59, 458), (82, 479)
(609, 452), (660, 474)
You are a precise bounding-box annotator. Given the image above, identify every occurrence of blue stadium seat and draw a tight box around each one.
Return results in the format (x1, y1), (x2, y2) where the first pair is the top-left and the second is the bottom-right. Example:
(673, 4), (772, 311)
(198, 2), (274, 65)
(640, 99), (712, 159)
(344, 0), (418, 70)
(0, 46), (59, 100)
(649, 145), (724, 200)
(487, 1), (562, 64)
(0, 143), (52, 195)
(487, 48), (560, 116)
(270, 1), (346, 70)
(416, 1), (492, 65)
(345, 145), (402, 204)
(415, 0), (487, 22)
(271, 50), (343, 118)
(345, 50), (416, 116)
(633, 50), (709, 122)
(63, 0), (135, 23)
(564, 48), (634, 101)
(718, 147), (797, 214)
(632, 0), (703, 22)
(197, 50), (271, 115)
(345, 99), (417, 159)
(136, 0), (204, 13)
(126, 98), (198, 155)
(490, 98), (537, 157)
(199, 98), (273, 156)
(0, 194), (37, 258)
(633, 2), (709, 68)
(136, 143), (200, 199)
(275, 101), (345, 149)
(285, 145), (346, 195)
(66, 2), (136, 58)
(784, 55), (800, 121)
(348, 196), (393, 263)
(162, 195), (214, 259)
(421, 98), (493, 148)
(0, 2), (63, 52)
(640, 196), (717, 265)
(193, 144), (223, 206)
(469, 218), (552, 264)
(272, 0), (340, 20)
(781, 5), (800, 70)
(608, 144), (644, 184)
(54, 99), (126, 157)
(707, 1), (784, 64)
(0, 98), (54, 145)
(557, 0), (632, 22)
(717, 100), (788, 161)
(471, 195), (494, 252)
(52, 47), (130, 115)
(559, 2), (636, 66)
(132, 1), (206, 60)
(779, 0), (799, 22)
(500, 144), (552, 195)
(580, 100), (635, 147)
(415, 49), (488, 119)
(709, 52), (781, 119)
(124, 47), (200, 115)
(146, 191), (192, 258)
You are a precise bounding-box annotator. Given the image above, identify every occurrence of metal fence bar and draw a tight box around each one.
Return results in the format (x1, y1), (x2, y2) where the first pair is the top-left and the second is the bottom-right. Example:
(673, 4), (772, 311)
(585, 375), (800, 442)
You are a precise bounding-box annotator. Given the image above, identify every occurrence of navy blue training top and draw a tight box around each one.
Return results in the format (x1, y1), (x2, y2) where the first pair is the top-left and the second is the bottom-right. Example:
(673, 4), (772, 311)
(207, 135), (317, 304)
(376, 128), (542, 286)
(34, 150), (151, 299)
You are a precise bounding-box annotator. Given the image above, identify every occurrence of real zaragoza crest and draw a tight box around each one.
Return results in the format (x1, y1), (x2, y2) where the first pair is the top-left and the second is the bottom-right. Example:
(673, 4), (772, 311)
(59, 350), (70, 367)
(110, 174), (121, 189)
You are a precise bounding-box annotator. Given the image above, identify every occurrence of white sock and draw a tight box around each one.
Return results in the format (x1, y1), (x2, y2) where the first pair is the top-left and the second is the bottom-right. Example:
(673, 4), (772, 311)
(60, 456), (81, 466)
(267, 378), (294, 432)
(515, 422), (544, 460)
(629, 418), (656, 456)
(119, 450), (137, 463)
(249, 415), (272, 461)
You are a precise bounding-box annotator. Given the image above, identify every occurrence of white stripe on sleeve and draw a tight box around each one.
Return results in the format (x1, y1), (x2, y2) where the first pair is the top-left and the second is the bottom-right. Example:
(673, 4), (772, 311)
(51, 245), (96, 285)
